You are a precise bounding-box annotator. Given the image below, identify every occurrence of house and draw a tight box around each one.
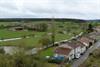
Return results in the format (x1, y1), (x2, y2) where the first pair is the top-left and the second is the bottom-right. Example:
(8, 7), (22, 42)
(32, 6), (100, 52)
(88, 32), (97, 41)
(86, 36), (96, 43)
(14, 27), (24, 31)
(77, 41), (86, 54)
(58, 41), (82, 59)
(70, 40), (86, 55)
(78, 36), (95, 48)
(65, 42), (81, 59)
(54, 44), (74, 61)
(9, 26), (25, 31)
(94, 26), (100, 32)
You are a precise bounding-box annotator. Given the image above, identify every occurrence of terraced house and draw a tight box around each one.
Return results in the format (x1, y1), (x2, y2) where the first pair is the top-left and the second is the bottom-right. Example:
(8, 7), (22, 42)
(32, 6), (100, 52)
(54, 41), (84, 61)
(70, 40), (86, 55)
(78, 36), (95, 49)
(65, 42), (81, 59)
(54, 44), (74, 61)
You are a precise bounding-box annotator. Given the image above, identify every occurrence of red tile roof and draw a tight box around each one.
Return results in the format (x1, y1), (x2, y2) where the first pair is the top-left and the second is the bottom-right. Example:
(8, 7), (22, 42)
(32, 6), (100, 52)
(60, 41), (81, 49)
(78, 37), (91, 45)
(55, 47), (72, 56)
(71, 40), (85, 48)
(66, 42), (81, 49)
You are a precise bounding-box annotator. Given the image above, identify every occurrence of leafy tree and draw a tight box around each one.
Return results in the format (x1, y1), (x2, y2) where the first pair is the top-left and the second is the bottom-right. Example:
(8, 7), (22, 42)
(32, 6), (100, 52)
(0, 48), (5, 54)
(87, 24), (94, 33)
(34, 23), (48, 32)
(39, 34), (51, 47)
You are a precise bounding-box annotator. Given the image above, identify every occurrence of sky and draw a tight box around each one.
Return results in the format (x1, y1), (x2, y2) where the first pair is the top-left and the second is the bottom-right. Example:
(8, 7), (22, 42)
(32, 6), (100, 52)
(0, 0), (100, 20)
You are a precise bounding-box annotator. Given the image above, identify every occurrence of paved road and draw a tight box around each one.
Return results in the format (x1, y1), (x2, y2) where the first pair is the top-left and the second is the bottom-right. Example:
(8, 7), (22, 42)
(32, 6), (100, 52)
(72, 40), (100, 67)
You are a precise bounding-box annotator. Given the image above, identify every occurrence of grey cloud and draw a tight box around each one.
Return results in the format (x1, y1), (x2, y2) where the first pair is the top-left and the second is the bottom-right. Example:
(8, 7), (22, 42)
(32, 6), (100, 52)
(0, 0), (100, 20)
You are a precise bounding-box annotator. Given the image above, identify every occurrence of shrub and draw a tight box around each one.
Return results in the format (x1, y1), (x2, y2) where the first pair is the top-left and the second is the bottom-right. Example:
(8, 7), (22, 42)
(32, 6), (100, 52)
(0, 48), (5, 54)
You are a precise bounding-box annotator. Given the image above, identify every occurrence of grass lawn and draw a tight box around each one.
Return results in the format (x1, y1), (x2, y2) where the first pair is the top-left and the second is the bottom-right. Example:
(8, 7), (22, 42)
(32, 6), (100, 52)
(0, 37), (38, 47)
(0, 29), (82, 48)
(46, 63), (58, 67)
(39, 47), (56, 57)
(55, 33), (74, 41)
(38, 47), (59, 67)
(0, 31), (81, 48)
(0, 29), (34, 39)
(0, 32), (45, 48)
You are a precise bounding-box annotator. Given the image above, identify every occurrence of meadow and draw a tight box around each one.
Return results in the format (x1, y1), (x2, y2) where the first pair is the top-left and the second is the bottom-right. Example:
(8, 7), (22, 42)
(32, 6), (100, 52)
(0, 21), (84, 48)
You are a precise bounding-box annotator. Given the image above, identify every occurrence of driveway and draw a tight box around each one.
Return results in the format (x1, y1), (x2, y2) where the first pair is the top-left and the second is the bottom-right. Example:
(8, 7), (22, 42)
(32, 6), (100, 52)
(72, 40), (100, 67)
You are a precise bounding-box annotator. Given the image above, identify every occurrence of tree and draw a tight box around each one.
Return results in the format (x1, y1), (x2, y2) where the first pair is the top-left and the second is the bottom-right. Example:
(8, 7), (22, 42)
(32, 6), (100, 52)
(0, 48), (5, 54)
(87, 24), (94, 33)
(39, 35), (51, 47)
(34, 23), (48, 32)
(0, 50), (48, 67)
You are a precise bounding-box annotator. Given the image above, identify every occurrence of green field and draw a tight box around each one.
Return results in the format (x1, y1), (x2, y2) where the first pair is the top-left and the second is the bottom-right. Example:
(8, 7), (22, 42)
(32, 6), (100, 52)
(40, 47), (55, 57)
(0, 21), (85, 48)
(0, 21), (84, 48)
(0, 29), (35, 39)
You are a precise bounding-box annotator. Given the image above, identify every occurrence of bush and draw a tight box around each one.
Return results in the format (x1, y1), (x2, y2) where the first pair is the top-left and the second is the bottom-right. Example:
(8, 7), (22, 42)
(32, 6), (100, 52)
(39, 35), (51, 47)
(0, 50), (48, 67)
(0, 48), (5, 54)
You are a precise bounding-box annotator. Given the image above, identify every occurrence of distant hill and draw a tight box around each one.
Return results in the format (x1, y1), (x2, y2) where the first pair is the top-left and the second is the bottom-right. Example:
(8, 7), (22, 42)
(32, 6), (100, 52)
(0, 18), (85, 23)
(85, 20), (100, 22)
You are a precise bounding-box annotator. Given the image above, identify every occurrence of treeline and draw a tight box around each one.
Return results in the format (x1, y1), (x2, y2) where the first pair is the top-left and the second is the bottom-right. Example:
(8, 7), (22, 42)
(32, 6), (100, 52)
(26, 23), (48, 32)
(0, 18), (85, 22)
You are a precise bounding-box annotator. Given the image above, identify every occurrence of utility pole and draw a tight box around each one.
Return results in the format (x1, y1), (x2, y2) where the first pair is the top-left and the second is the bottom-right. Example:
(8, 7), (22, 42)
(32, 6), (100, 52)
(51, 17), (55, 46)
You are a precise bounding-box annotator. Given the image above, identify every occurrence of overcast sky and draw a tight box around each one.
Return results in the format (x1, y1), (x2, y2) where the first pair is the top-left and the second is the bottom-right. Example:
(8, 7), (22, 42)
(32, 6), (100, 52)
(0, 0), (100, 20)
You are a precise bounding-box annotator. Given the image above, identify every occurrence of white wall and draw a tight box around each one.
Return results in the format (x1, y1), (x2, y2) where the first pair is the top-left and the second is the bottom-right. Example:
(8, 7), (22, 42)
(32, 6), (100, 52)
(74, 46), (81, 58)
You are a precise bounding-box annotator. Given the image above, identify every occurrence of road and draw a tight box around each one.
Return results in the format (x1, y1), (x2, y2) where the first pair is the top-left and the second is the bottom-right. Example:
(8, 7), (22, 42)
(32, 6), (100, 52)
(0, 38), (22, 42)
(72, 40), (100, 67)
(0, 36), (30, 42)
